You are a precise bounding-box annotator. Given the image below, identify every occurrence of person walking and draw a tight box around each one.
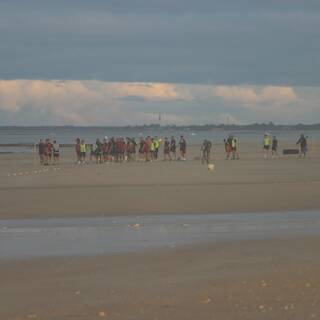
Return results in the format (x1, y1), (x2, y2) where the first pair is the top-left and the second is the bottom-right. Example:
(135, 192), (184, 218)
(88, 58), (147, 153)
(296, 134), (308, 158)
(201, 139), (212, 164)
(231, 136), (240, 160)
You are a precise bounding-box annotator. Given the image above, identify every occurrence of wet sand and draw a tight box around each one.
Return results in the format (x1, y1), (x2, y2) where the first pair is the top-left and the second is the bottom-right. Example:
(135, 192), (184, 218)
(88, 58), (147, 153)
(1, 211), (320, 259)
(1, 237), (320, 319)
(1, 141), (320, 319)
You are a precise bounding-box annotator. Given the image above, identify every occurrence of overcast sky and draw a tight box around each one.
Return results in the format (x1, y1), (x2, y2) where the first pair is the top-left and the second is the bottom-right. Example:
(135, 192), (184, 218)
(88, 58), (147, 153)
(0, 0), (319, 125)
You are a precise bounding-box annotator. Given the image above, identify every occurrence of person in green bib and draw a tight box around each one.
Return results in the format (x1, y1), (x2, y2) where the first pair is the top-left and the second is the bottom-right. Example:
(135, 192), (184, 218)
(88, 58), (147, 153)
(263, 133), (271, 159)
(80, 139), (86, 164)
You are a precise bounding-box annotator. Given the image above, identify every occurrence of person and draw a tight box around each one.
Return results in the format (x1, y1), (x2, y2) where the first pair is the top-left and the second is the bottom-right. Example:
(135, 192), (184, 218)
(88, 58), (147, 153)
(126, 137), (136, 162)
(52, 140), (60, 164)
(120, 138), (126, 162)
(43, 138), (52, 165)
(170, 136), (176, 160)
(95, 138), (102, 163)
(115, 138), (124, 162)
(90, 144), (96, 163)
(146, 136), (152, 161)
(75, 138), (81, 164)
(179, 135), (187, 160)
(231, 135), (240, 160)
(38, 139), (45, 165)
(151, 138), (158, 161)
(109, 137), (116, 162)
(296, 134), (308, 158)
(163, 137), (171, 161)
(272, 136), (278, 157)
(224, 139), (231, 160)
(102, 138), (108, 162)
(139, 137), (147, 161)
(201, 139), (212, 164)
(80, 139), (86, 164)
(263, 133), (271, 159)
(131, 137), (137, 161)
(154, 136), (160, 160)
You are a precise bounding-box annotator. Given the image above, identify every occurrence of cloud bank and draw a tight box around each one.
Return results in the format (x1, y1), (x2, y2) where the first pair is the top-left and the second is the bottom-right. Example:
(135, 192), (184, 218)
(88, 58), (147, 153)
(0, 80), (319, 125)
(214, 86), (297, 108)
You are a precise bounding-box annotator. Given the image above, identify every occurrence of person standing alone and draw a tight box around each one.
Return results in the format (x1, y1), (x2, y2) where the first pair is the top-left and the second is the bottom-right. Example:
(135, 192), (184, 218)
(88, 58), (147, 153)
(179, 135), (187, 160)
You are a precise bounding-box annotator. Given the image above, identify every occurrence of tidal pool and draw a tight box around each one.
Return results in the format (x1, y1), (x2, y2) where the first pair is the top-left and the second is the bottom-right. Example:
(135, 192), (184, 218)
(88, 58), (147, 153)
(0, 210), (319, 259)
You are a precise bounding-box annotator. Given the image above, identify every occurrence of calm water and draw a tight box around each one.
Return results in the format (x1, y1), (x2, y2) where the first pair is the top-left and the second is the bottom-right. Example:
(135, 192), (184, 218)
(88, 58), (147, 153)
(1, 127), (319, 153)
(0, 211), (319, 259)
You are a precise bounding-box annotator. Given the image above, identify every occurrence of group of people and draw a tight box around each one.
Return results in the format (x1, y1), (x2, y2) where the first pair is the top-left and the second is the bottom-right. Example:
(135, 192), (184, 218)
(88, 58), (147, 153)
(37, 133), (309, 166)
(262, 134), (279, 159)
(38, 139), (60, 165)
(74, 135), (188, 164)
(262, 133), (308, 159)
(223, 135), (240, 160)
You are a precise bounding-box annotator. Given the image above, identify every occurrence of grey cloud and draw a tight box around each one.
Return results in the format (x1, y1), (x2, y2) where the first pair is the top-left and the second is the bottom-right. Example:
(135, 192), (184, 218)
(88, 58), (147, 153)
(0, 1), (320, 85)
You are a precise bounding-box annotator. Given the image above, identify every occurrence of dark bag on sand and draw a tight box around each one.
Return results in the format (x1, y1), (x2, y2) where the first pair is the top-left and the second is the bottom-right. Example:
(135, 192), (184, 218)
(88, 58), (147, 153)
(283, 149), (299, 155)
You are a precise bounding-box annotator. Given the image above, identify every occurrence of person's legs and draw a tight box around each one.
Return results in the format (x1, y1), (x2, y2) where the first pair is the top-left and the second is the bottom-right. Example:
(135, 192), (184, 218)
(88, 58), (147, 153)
(206, 151), (210, 164)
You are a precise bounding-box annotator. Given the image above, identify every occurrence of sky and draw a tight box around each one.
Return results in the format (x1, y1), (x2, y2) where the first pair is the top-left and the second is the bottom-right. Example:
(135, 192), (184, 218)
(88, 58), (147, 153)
(0, 0), (319, 125)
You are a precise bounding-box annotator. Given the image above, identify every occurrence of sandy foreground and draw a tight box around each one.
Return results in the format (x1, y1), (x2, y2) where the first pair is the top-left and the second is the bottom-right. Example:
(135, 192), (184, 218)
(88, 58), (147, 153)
(1, 237), (320, 319)
(1, 141), (320, 319)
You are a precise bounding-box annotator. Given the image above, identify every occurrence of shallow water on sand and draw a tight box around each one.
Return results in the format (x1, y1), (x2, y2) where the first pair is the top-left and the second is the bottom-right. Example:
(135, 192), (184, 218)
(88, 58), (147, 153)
(0, 211), (320, 259)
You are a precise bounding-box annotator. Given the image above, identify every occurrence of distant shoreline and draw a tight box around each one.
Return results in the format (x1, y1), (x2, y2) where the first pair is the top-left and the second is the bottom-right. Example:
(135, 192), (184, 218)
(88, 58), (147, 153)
(0, 123), (320, 130)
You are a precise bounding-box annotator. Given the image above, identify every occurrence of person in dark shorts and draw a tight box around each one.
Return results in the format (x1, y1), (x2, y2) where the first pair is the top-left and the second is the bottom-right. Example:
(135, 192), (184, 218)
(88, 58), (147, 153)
(164, 137), (171, 161)
(139, 137), (146, 161)
(296, 134), (308, 158)
(38, 139), (45, 164)
(179, 135), (187, 160)
(95, 138), (102, 163)
(272, 136), (278, 157)
(80, 139), (86, 164)
(170, 136), (176, 160)
(201, 139), (212, 164)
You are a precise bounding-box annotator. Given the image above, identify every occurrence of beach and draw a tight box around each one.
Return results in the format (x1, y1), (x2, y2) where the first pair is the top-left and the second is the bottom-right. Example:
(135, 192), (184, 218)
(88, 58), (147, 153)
(1, 141), (320, 319)
(0, 142), (320, 218)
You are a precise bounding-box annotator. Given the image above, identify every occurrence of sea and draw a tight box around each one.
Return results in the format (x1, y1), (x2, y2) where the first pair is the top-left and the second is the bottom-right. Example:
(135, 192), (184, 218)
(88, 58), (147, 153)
(0, 126), (319, 154)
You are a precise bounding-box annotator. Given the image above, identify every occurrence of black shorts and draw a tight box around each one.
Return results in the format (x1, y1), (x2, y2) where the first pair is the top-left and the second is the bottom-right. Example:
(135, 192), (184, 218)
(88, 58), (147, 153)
(263, 146), (270, 150)
(80, 152), (86, 157)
